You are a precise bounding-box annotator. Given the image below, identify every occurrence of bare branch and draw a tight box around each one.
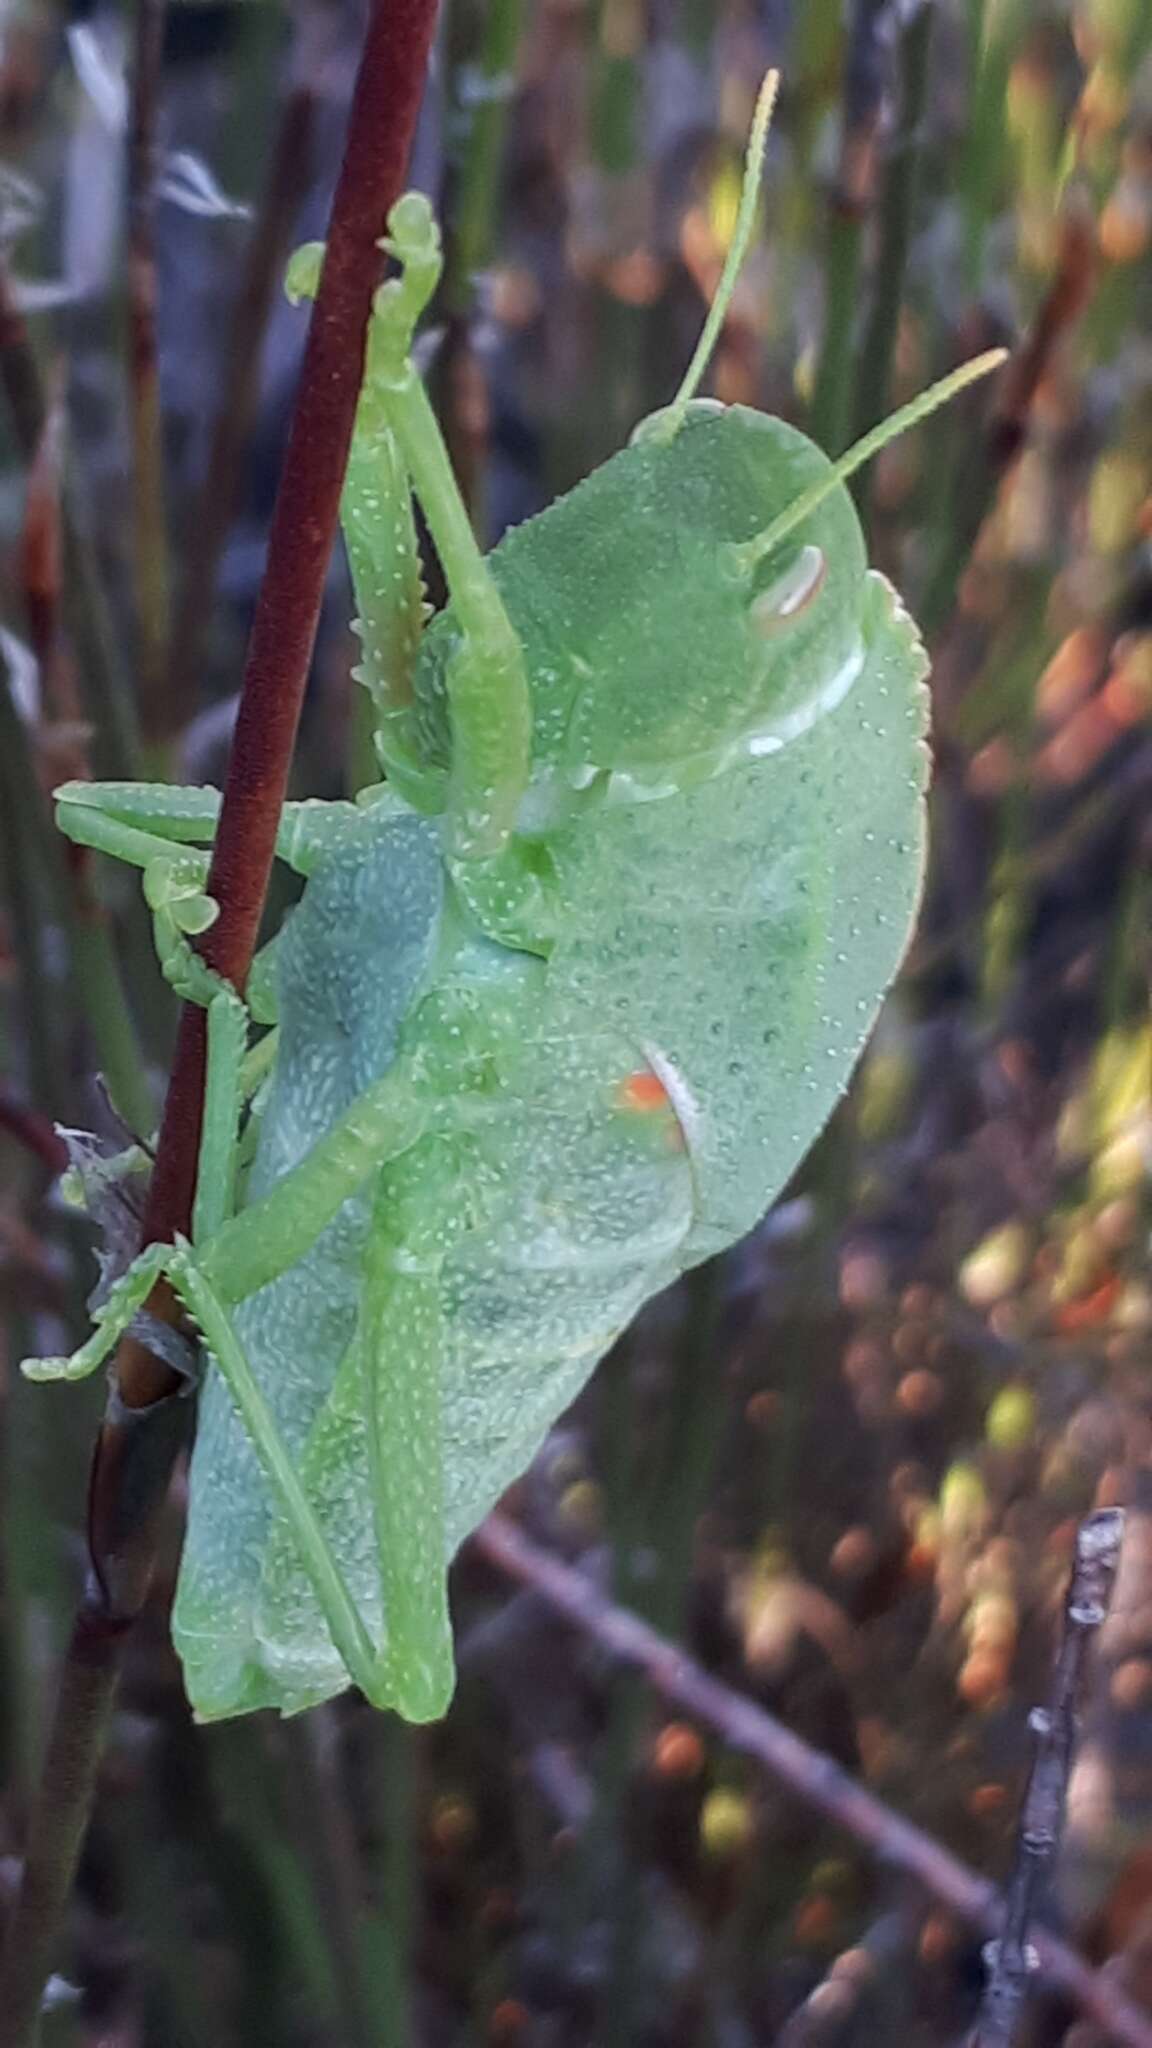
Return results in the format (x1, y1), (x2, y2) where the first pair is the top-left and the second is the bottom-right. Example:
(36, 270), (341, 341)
(973, 1508), (1125, 2048)
(475, 1510), (1151, 2048)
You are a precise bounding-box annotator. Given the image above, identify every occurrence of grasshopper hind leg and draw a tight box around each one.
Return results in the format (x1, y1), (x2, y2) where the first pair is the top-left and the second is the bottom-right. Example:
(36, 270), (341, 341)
(361, 1186), (454, 1721)
(240, 1149), (456, 1722)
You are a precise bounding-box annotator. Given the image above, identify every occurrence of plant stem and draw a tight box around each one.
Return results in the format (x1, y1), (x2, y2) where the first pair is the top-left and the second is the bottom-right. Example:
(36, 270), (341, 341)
(362, 1715), (416, 2042)
(476, 1512), (1152, 2048)
(956, 0), (1010, 296)
(972, 1509), (1124, 2047)
(281, 1714), (378, 2048)
(3, 397), (156, 1130)
(0, 253), (168, 1071)
(204, 1720), (345, 2037)
(0, 4), (440, 2039)
(0, 263), (144, 781)
(918, 208), (1097, 638)
(166, 69), (317, 730)
(0, 514), (154, 1131)
(126, 0), (172, 755)
(849, 0), (935, 523)
(442, 0), (522, 318)
(579, 1265), (726, 2041)
(432, 0), (523, 537)
(0, 660), (72, 1122)
(809, 0), (886, 457)
(0, 1607), (127, 2048)
(117, 0), (441, 1408)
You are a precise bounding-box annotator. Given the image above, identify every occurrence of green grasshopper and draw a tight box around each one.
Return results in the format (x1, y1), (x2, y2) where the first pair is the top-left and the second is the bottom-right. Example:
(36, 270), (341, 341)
(25, 78), (1001, 1722)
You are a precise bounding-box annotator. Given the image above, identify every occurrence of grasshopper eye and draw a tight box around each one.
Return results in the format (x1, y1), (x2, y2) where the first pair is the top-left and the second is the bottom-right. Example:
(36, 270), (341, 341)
(748, 545), (826, 638)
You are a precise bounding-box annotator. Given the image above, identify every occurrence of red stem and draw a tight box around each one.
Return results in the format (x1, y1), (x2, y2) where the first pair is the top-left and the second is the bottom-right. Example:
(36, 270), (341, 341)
(120, 0), (440, 1407)
(0, 9), (440, 2040)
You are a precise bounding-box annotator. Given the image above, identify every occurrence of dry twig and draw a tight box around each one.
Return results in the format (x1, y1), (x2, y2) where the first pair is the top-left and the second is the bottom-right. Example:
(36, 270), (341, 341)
(476, 1510), (1150, 2048)
(973, 1508), (1125, 2048)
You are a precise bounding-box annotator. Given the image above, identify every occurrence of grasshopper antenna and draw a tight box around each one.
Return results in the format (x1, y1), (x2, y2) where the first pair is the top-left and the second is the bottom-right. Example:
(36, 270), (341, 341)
(663, 69), (779, 437)
(732, 346), (1009, 572)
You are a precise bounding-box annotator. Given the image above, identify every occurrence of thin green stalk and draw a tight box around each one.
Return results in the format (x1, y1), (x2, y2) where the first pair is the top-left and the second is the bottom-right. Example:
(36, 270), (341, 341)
(360, 1716), (416, 2044)
(635, 1261), (728, 1635)
(281, 1714), (380, 2048)
(972, 593), (1053, 1018)
(0, 1315), (86, 1812)
(809, 0), (886, 456)
(0, 1324), (34, 1807)
(443, 0), (524, 317)
(0, 675), (70, 1121)
(603, 1265), (729, 2046)
(1096, 835), (1149, 1039)
(849, 0), (936, 522)
(120, 1803), (221, 2047)
(0, 651), (154, 1134)
(59, 485), (147, 783)
(0, 264), (145, 782)
(811, 209), (866, 456)
(167, 78), (317, 731)
(588, 0), (642, 177)
(65, 895), (157, 1138)
(0, 256), (167, 1066)
(956, 0), (1016, 295)
(205, 1721), (347, 2042)
(559, 1342), (648, 1946)
(431, 0), (525, 541)
(0, 1609), (125, 2048)
(575, 1262), (728, 2044)
(126, 0), (173, 756)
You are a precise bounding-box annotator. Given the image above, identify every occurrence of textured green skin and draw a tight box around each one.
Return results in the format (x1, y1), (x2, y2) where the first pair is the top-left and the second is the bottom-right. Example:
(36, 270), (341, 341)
(173, 403), (929, 1720)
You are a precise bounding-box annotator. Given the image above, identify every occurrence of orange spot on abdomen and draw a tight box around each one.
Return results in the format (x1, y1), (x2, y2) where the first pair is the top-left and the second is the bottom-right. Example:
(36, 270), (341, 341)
(615, 1068), (687, 1150)
(617, 1070), (671, 1113)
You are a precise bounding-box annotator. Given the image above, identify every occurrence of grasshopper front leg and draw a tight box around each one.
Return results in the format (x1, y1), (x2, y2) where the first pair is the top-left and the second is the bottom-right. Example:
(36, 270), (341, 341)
(53, 783), (383, 1065)
(23, 888), (259, 1389)
(294, 204), (534, 856)
(287, 242), (439, 813)
(54, 779), (373, 880)
(368, 195), (533, 859)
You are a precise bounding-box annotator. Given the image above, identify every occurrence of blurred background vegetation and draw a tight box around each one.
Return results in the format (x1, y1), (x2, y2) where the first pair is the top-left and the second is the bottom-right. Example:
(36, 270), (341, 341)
(0, 0), (1150, 2040)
